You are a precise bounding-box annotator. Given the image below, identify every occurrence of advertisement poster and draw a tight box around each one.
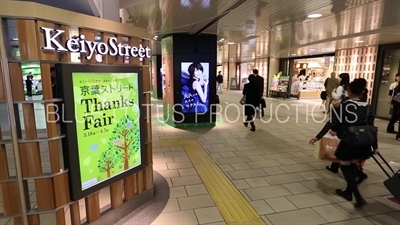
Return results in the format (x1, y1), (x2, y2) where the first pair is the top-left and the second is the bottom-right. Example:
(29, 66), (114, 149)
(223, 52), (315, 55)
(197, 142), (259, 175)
(230, 78), (237, 90)
(181, 62), (210, 113)
(72, 73), (142, 191)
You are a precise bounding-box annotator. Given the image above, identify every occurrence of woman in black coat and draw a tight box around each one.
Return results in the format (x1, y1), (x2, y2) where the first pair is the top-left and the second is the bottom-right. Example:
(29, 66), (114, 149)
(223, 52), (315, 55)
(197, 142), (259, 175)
(242, 75), (260, 131)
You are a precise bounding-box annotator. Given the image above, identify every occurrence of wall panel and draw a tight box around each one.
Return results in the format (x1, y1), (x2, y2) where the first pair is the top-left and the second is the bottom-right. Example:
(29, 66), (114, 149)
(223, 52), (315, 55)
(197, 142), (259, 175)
(16, 20), (39, 60)
(335, 46), (378, 103)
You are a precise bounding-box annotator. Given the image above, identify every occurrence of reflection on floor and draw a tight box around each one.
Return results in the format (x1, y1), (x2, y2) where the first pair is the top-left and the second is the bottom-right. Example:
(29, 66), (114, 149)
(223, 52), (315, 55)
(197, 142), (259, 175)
(0, 91), (399, 225)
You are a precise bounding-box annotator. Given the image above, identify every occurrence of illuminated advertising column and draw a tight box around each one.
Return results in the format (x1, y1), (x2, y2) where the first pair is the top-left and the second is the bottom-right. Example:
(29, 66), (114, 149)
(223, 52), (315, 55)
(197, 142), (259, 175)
(161, 34), (217, 127)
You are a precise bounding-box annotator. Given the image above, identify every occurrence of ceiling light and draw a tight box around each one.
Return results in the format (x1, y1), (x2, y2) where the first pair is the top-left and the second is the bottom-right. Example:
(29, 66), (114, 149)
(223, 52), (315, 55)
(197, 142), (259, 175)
(228, 42), (235, 45)
(291, 54), (297, 56)
(355, 40), (364, 43)
(308, 14), (322, 18)
(219, 38), (224, 41)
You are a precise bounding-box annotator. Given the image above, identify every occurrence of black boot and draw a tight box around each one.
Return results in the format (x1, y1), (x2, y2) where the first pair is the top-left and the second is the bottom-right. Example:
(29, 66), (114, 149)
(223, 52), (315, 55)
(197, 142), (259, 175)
(396, 133), (400, 141)
(250, 122), (256, 132)
(244, 122), (248, 127)
(356, 168), (368, 184)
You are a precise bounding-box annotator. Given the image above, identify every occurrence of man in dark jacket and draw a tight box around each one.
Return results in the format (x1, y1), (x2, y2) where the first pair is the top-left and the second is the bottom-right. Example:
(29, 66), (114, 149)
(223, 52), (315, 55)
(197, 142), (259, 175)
(253, 69), (265, 117)
(216, 71), (223, 93)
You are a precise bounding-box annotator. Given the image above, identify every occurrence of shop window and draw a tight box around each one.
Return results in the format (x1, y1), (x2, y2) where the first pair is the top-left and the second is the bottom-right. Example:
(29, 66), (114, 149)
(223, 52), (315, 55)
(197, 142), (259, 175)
(2, 19), (19, 60)
(122, 37), (129, 64)
(375, 49), (400, 119)
(69, 27), (81, 63)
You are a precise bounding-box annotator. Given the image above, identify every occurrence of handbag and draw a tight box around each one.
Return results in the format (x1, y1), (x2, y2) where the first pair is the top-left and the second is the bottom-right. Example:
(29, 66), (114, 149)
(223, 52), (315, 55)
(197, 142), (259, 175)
(345, 105), (378, 146)
(393, 92), (400, 103)
(239, 95), (246, 105)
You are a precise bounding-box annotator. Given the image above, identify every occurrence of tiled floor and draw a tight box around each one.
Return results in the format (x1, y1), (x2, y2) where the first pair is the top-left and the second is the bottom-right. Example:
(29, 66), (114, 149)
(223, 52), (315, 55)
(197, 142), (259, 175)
(150, 90), (400, 225)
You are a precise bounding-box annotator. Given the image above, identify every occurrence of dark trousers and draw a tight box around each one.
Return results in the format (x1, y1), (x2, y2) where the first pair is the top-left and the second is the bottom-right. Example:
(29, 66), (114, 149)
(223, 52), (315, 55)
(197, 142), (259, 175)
(26, 87), (32, 97)
(387, 104), (400, 132)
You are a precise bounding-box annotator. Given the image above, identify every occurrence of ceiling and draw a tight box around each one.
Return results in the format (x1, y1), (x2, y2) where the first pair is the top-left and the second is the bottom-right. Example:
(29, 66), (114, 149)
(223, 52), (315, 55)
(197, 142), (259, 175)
(18, 0), (100, 16)
(123, 0), (400, 62)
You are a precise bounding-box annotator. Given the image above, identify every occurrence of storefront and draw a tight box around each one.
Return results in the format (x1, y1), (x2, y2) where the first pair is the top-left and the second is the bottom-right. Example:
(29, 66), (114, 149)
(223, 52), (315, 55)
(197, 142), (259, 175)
(238, 62), (254, 90)
(372, 43), (400, 119)
(279, 54), (335, 99)
(0, 1), (154, 225)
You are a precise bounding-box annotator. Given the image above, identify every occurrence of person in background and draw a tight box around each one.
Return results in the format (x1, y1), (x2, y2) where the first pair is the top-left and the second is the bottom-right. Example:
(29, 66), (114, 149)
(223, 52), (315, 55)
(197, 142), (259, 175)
(25, 73), (33, 97)
(253, 69), (265, 117)
(290, 77), (301, 99)
(310, 78), (377, 208)
(331, 73), (350, 102)
(323, 72), (339, 113)
(387, 73), (400, 134)
(325, 73), (350, 173)
(50, 67), (57, 98)
(242, 75), (260, 132)
(216, 71), (223, 93)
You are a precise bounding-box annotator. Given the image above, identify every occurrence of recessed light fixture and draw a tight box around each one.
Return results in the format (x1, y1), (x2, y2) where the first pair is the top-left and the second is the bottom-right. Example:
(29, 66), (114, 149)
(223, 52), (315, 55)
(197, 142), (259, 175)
(219, 38), (224, 41)
(228, 42), (235, 45)
(355, 40), (364, 43)
(291, 53), (297, 56)
(308, 14), (322, 18)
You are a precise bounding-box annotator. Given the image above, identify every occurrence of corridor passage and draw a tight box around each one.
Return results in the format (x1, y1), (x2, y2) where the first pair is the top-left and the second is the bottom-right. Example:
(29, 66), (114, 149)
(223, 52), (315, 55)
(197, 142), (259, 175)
(150, 90), (400, 225)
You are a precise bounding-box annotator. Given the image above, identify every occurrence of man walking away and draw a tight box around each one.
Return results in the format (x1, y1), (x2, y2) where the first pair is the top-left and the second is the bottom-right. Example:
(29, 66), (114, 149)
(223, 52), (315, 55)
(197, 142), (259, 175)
(216, 71), (223, 93)
(253, 69), (265, 117)
(324, 72), (339, 114)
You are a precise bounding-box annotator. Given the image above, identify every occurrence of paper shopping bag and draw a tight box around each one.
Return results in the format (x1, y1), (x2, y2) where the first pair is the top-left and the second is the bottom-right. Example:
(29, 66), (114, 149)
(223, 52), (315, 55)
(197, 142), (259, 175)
(314, 134), (340, 162)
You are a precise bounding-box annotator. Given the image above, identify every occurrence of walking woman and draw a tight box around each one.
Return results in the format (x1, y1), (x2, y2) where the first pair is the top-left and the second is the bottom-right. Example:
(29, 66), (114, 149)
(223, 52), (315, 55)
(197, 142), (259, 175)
(310, 78), (378, 208)
(326, 73), (350, 173)
(242, 74), (260, 132)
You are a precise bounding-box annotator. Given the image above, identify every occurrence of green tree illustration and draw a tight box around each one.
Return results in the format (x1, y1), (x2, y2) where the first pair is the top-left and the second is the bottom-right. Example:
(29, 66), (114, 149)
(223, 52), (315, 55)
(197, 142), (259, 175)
(109, 115), (140, 170)
(97, 149), (118, 178)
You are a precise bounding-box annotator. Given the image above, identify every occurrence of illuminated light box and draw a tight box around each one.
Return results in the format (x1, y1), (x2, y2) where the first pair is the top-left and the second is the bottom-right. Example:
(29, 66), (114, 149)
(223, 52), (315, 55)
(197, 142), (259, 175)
(56, 64), (145, 201)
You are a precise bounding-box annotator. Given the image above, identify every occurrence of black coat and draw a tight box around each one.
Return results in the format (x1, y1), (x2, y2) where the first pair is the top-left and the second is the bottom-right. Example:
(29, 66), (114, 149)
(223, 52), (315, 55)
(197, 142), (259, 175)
(254, 75), (264, 97)
(242, 82), (260, 116)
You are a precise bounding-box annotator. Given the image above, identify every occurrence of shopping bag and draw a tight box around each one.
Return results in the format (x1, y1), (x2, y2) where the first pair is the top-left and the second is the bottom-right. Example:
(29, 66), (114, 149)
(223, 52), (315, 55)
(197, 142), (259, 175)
(260, 98), (266, 108)
(239, 96), (246, 105)
(314, 133), (340, 162)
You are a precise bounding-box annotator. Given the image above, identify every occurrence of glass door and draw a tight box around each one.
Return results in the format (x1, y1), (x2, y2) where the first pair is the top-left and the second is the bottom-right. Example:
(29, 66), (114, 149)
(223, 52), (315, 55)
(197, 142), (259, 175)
(375, 49), (400, 119)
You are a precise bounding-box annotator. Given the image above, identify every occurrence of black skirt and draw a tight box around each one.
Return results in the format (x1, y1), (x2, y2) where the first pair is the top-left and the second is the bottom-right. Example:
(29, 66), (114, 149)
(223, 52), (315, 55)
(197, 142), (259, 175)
(334, 141), (372, 161)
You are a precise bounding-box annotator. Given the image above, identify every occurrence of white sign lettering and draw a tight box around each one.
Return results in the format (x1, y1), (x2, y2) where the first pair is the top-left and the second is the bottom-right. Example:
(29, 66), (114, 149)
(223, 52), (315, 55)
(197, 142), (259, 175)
(39, 27), (151, 60)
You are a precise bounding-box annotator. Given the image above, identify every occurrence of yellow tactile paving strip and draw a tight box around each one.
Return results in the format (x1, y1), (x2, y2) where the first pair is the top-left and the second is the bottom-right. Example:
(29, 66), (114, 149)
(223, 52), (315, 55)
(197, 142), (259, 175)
(153, 140), (266, 225)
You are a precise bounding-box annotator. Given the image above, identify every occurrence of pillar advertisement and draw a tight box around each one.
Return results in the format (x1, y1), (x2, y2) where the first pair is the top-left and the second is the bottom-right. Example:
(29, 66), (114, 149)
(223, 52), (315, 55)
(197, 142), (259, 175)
(71, 72), (142, 191)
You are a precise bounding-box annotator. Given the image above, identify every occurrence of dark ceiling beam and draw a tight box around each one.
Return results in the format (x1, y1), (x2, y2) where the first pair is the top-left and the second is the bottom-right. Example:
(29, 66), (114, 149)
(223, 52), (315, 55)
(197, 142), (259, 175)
(18, 0), (99, 17)
(192, 0), (248, 35)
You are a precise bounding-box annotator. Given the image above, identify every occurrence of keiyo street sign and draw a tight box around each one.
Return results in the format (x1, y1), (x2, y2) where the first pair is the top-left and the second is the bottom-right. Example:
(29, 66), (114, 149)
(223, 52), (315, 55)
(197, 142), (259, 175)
(39, 27), (151, 60)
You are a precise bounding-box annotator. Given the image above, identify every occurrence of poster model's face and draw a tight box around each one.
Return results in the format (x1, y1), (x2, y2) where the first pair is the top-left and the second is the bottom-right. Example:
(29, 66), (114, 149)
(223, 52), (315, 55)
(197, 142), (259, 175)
(72, 73), (142, 191)
(181, 62), (210, 113)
